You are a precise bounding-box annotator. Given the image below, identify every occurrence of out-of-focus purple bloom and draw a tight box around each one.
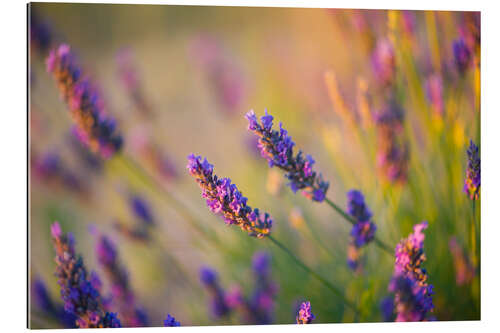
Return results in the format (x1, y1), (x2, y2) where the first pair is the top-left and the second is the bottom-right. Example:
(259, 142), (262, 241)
(163, 314), (181, 327)
(374, 102), (409, 184)
(296, 301), (315, 324)
(95, 234), (148, 327)
(32, 278), (78, 328)
(453, 38), (471, 75)
(449, 237), (475, 285)
(389, 222), (434, 321)
(187, 154), (272, 238)
(190, 35), (246, 114)
(199, 267), (231, 318)
(46, 44), (123, 159)
(30, 9), (53, 55)
(389, 274), (434, 322)
(380, 296), (395, 322)
(32, 151), (87, 196)
(371, 38), (396, 86)
(246, 110), (329, 202)
(130, 195), (155, 225)
(464, 140), (480, 200)
(51, 222), (122, 328)
(116, 48), (151, 115)
(247, 252), (278, 324)
(425, 74), (444, 116)
(346, 190), (377, 270)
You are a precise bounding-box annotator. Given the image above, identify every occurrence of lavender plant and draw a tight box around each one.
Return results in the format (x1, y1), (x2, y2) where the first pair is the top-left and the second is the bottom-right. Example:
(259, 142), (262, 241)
(187, 154), (272, 238)
(296, 301), (315, 324)
(464, 140), (480, 200)
(46, 44), (123, 159)
(51, 222), (122, 328)
(163, 314), (181, 327)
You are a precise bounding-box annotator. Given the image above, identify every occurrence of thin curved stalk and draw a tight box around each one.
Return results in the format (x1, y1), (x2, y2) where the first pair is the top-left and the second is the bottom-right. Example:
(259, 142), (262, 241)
(267, 235), (359, 314)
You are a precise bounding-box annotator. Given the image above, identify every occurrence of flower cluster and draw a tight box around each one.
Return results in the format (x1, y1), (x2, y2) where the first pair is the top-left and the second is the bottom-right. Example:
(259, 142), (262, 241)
(116, 48), (151, 115)
(374, 102), (409, 184)
(32, 151), (87, 196)
(30, 9), (53, 55)
(95, 233), (148, 327)
(190, 35), (246, 114)
(50, 222), (122, 328)
(346, 190), (377, 271)
(296, 301), (315, 324)
(452, 38), (472, 75)
(187, 154), (272, 238)
(163, 314), (181, 327)
(32, 278), (77, 328)
(371, 38), (396, 86)
(246, 110), (329, 202)
(390, 222), (434, 321)
(449, 237), (475, 286)
(46, 44), (123, 159)
(199, 267), (231, 318)
(464, 140), (480, 200)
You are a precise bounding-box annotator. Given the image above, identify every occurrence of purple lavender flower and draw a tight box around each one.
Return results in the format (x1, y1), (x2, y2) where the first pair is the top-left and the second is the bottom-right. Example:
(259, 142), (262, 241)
(29, 8), (53, 55)
(380, 296), (395, 322)
(187, 154), (272, 238)
(371, 38), (396, 86)
(345, 190), (377, 270)
(51, 222), (122, 328)
(95, 234), (148, 327)
(163, 314), (181, 327)
(246, 110), (329, 202)
(130, 195), (155, 225)
(464, 140), (480, 200)
(296, 301), (315, 324)
(248, 252), (278, 324)
(199, 267), (231, 318)
(375, 102), (409, 184)
(453, 38), (472, 75)
(46, 44), (123, 159)
(389, 274), (434, 322)
(390, 222), (434, 321)
(32, 278), (78, 328)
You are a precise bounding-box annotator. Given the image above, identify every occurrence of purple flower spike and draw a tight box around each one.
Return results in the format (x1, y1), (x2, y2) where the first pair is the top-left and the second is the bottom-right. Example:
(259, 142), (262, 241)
(345, 190), (377, 270)
(245, 110), (329, 202)
(390, 222), (434, 321)
(199, 267), (231, 318)
(51, 222), (122, 328)
(187, 154), (272, 238)
(296, 301), (315, 324)
(46, 44), (123, 159)
(163, 314), (181, 327)
(95, 233), (148, 327)
(464, 140), (480, 200)
(453, 38), (471, 75)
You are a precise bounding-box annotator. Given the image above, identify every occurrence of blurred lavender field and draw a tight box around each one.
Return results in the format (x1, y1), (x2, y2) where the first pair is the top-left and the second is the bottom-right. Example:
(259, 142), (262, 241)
(28, 3), (480, 328)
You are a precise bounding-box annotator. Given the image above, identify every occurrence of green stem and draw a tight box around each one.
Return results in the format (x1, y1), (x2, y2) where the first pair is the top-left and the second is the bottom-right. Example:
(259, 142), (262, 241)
(324, 198), (393, 254)
(267, 235), (359, 313)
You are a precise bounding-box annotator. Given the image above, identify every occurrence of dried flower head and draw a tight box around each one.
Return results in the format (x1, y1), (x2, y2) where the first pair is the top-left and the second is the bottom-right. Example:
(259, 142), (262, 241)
(187, 154), (272, 238)
(246, 110), (329, 202)
(46, 44), (123, 159)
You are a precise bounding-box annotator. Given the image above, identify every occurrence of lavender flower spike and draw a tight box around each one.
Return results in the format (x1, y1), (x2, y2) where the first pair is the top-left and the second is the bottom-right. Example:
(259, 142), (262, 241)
(95, 233), (148, 327)
(246, 110), (329, 202)
(390, 222), (434, 321)
(296, 301), (315, 324)
(163, 314), (181, 327)
(46, 44), (123, 159)
(199, 267), (231, 318)
(187, 154), (272, 238)
(51, 222), (122, 328)
(346, 190), (377, 270)
(464, 140), (480, 200)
